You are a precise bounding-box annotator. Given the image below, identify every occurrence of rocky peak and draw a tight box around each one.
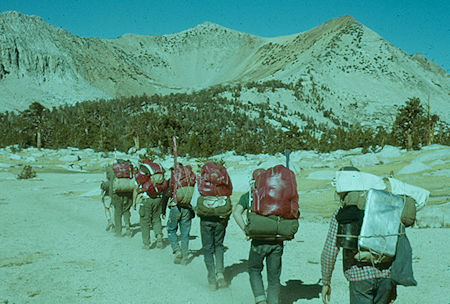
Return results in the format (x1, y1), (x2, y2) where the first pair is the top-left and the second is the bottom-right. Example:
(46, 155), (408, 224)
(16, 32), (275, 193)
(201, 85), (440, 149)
(0, 11), (448, 127)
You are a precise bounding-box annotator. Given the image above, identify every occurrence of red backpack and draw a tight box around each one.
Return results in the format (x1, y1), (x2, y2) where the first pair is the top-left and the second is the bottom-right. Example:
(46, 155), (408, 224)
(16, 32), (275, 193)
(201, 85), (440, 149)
(251, 165), (299, 219)
(135, 161), (167, 196)
(198, 162), (232, 197)
(112, 159), (133, 178)
(140, 179), (168, 197)
(171, 165), (197, 190)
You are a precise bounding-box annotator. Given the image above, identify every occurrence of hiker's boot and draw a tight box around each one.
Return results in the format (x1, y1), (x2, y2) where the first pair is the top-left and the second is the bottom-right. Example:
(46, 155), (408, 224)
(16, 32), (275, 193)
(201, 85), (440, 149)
(180, 254), (189, 266)
(105, 219), (114, 232)
(173, 250), (182, 264)
(216, 272), (226, 288)
(156, 234), (163, 249)
(125, 227), (132, 237)
(208, 282), (217, 291)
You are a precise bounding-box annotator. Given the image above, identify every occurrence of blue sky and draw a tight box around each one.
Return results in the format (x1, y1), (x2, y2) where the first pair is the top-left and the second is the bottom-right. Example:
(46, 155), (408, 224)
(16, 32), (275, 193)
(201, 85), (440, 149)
(1, 0), (449, 72)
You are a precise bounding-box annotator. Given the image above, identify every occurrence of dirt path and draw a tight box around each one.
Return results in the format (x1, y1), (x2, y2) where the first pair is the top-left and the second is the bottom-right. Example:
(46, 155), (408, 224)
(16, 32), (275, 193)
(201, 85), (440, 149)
(0, 171), (448, 303)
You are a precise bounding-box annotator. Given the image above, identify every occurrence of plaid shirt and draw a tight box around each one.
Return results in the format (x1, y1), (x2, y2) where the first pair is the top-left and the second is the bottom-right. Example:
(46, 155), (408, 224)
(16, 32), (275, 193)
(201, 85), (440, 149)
(320, 209), (390, 285)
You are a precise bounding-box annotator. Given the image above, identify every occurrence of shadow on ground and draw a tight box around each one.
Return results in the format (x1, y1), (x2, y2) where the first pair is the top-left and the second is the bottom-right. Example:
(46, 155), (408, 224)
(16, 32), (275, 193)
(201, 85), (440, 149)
(280, 279), (322, 304)
(224, 259), (248, 285)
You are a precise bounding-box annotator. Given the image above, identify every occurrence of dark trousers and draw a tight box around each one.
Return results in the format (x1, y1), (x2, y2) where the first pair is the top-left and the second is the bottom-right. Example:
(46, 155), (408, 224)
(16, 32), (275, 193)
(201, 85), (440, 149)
(200, 218), (227, 284)
(349, 278), (396, 304)
(248, 242), (283, 304)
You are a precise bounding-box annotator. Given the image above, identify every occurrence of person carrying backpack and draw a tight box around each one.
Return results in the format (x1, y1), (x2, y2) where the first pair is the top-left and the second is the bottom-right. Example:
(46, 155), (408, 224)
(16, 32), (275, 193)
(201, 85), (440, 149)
(163, 163), (197, 265)
(194, 162), (233, 290)
(132, 160), (169, 250)
(320, 166), (421, 304)
(233, 166), (299, 304)
(107, 159), (135, 237)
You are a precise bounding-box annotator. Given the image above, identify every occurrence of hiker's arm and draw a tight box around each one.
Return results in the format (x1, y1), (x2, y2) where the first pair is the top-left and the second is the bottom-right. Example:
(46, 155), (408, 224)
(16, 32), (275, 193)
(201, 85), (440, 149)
(160, 185), (171, 218)
(232, 204), (247, 234)
(321, 284), (331, 304)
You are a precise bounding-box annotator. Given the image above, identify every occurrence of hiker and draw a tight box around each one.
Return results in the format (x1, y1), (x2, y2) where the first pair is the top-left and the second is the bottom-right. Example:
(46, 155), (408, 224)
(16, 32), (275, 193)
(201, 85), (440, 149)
(100, 180), (114, 231)
(107, 159), (135, 237)
(320, 166), (421, 304)
(194, 162), (233, 290)
(233, 166), (300, 304)
(132, 160), (168, 250)
(163, 163), (197, 265)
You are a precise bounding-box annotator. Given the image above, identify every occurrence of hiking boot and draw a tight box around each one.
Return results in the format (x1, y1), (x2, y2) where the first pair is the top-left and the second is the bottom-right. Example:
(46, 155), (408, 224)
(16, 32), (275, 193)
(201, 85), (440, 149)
(216, 272), (226, 288)
(173, 250), (182, 264)
(125, 228), (132, 237)
(156, 235), (163, 249)
(105, 220), (114, 232)
(180, 254), (189, 266)
(142, 244), (151, 250)
(208, 282), (217, 291)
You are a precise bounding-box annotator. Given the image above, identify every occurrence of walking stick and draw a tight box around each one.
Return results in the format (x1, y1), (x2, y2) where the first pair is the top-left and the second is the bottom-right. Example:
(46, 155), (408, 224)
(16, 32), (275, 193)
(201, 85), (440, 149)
(172, 136), (179, 204)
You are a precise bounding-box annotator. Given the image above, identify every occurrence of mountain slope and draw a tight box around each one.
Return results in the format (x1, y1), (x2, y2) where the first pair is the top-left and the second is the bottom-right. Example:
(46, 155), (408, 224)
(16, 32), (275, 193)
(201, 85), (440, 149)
(0, 11), (448, 127)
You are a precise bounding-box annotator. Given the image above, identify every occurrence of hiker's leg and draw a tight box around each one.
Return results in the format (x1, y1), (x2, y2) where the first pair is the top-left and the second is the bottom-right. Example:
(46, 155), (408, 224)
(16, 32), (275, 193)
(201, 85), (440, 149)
(349, 279), (376, 304)
(179, 208), (192, 258)
(139, 200), (151, 247)
(374, 278), (396, 304)
(166, 206), (180, 253)
(150, 198), (163, 238)
(112, 195), (123, 236)
(248, 243), (266, 303)
(214, 220), (227, 275)
(266, 244), (283, 304)
(123, 196), (132, 235)
(201, 220), (216, 284)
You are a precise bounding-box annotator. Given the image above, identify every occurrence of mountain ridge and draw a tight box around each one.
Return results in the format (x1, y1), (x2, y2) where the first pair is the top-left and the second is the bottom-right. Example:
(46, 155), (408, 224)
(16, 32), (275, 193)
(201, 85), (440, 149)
(0, 11), (448, 127)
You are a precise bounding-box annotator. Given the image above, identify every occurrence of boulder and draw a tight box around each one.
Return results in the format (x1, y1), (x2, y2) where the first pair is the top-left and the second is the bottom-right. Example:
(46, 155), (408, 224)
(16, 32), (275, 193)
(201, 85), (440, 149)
(398, 162), (430, 175)
(349, 153), (380, 168)
(415, 203), (450, 228)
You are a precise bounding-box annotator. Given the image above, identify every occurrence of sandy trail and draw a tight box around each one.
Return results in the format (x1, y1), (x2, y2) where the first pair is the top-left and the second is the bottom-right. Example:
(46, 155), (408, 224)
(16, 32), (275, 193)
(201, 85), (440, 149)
(0, 171), (448, 303)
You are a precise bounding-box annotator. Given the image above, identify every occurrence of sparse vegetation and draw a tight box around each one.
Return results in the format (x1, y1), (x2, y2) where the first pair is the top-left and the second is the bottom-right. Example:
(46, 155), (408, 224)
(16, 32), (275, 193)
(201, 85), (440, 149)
(0, 90), (447, 157)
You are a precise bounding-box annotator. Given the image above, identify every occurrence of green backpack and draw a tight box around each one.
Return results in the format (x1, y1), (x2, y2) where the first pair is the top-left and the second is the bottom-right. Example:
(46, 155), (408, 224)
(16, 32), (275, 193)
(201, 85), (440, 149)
(196, 196), (232, 217)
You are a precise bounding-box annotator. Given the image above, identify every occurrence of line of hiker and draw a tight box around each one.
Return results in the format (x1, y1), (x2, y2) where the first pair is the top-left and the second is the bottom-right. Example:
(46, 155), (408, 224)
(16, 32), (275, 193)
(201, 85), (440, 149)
(100, 155), (428, 304)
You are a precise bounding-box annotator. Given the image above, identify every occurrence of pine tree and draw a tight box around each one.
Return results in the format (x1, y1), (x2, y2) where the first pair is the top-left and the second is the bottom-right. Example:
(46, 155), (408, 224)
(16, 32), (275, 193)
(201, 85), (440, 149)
(392, 98), (427, 150)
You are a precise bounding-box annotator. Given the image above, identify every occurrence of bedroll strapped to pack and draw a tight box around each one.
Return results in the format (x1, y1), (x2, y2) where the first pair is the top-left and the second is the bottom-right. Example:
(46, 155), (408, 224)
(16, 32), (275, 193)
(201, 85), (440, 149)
(175, 186), (195, 205)
(112, 159), (134, 179)
(197, 162), (233, 197)
(196, 196), (232, 217)
(251, 165), (299, 219)
(245, 212), (299, 241)
(112, 178), (136, 193)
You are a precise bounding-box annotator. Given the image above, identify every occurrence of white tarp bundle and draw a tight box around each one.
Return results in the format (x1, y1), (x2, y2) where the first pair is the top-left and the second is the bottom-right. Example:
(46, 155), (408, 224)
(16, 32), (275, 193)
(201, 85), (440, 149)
(388, 178), (430, 210)
(335, 171), (386, 193)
